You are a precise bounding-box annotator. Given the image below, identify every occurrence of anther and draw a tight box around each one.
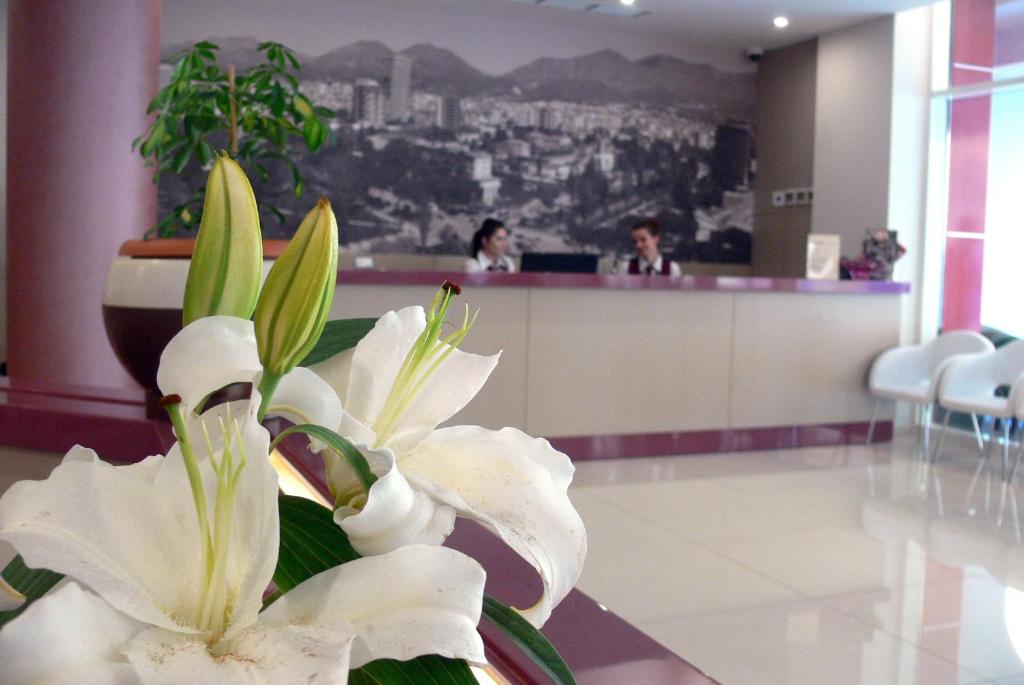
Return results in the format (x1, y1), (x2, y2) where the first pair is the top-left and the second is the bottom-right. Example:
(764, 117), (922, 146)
(159, 394), (183, 409)
(441, 280), (462, 296)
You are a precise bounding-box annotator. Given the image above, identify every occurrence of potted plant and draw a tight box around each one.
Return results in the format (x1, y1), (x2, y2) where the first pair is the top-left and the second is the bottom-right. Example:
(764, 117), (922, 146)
(105, 40), (334, 398)
(134, 40), (333, 237)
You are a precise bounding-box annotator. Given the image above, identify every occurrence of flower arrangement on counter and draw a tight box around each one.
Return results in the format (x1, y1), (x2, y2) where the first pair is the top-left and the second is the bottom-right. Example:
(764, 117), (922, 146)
(0, 154), (587, 684)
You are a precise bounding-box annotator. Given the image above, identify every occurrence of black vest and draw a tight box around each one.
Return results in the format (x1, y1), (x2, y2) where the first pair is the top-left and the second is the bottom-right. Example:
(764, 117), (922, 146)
(628, 257), (672, 275)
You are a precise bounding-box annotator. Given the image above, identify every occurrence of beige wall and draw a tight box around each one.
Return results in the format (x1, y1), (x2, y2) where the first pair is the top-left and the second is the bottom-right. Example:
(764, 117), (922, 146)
(752, 39), (818, 278)
(811, 17), (896, 256)
(330, 283), (902, 437)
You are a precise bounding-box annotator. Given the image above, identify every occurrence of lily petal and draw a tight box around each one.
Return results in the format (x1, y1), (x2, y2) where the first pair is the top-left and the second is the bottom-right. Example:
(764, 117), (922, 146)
(330, 444), (455, 556)
(260, 367), (342, 431)
(260, 545), (487, 669)
(332, 306), (500, 451)
(337, 306), (426, 428)
(307, 346), (354, 410)
(403, 426), (587, 628)
(0, 446), (205, 633)
(0, 581), (143, 685)
(124, 622), (354, 685)
(157, 316), (261, 413)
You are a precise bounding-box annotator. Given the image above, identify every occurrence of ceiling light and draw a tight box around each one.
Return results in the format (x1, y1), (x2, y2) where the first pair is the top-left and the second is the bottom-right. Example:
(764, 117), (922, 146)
(620, 0), (636, 6)
(773, 15), (790, 29)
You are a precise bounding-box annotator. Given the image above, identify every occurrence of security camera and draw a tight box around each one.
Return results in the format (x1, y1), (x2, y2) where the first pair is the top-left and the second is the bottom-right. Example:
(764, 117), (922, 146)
(745, 47), (764, 63)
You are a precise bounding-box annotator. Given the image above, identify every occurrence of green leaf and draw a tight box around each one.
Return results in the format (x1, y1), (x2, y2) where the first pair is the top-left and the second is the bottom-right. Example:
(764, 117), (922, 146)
(482, 594), (576, 685)
(0, 555), (64, 630)
(300, 318), (377, 367)
(274, 494), (360, 594)
(349, 655), (478, 685)
(171, 144), (194, 174)
(294, 95), (314, 119)
(303, 116), (327, 152)
(271, 425), (377, 492)
(275, 498), (479, 684)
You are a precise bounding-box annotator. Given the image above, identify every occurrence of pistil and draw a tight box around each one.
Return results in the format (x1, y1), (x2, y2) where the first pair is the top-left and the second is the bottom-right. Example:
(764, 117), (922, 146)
(162, 395), (213, 576)
(372, 283), (477, 446)
(161, 396), (248, 643)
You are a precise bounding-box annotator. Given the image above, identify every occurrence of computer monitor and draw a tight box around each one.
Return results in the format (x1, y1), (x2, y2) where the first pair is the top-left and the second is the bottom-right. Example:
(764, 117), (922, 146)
(519, 252), (599, 274)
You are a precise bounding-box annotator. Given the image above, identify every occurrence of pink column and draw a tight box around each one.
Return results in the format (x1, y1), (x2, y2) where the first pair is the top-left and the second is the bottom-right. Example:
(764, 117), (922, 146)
(7, 0), (160, 388)
(941, 0), (994, 331)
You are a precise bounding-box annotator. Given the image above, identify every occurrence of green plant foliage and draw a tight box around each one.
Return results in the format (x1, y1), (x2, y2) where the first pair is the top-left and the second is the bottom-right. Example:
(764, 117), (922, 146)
(271, 425), (378, 493)
(134, 41), (333, 237)
(299, 317), (379, 367)
(275, 495), (479, 684)
(482, 594), (577, 685)
(0, 556), (64, 630)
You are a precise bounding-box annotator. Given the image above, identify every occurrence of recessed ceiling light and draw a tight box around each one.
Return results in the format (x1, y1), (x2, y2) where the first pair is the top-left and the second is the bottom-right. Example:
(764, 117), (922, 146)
(773, 15), (790, 29)
(620, 0), (636, 6)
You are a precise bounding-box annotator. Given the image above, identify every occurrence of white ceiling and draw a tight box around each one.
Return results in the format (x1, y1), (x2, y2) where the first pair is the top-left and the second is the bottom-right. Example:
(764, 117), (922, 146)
(512, 0), (938, 51)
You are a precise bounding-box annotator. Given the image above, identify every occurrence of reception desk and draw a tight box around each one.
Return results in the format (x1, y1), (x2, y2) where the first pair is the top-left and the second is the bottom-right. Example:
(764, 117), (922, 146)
(331, 271), (908, 459)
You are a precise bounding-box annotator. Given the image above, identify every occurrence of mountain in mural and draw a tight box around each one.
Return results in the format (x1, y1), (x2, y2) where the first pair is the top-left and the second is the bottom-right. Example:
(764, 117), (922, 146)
(301, 40), (395, 81)
(507, 49), (755, 118)
(161, 37), (754, 118)
(399, 43), (508, 97)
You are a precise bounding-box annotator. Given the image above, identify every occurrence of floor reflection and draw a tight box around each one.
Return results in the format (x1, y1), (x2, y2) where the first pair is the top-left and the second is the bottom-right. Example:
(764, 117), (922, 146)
(570, 429), (1024, 684)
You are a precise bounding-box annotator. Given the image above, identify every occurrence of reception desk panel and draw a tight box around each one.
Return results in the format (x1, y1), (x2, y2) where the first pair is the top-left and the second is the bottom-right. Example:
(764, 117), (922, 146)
(729, 293), (902, 427)
(526, 289), (733, 436)
(327, 271), (906, 455)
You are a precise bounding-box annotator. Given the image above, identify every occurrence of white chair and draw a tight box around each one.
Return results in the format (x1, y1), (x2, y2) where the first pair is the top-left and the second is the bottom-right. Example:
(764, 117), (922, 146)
(934, 341), (1024, 515)
(867, 330), (994, 452)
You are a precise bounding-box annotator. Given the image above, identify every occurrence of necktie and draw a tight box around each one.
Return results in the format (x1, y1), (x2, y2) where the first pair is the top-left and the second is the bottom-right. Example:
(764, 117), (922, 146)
(487, 262), (508, 272)
(645, 265), (655, 276)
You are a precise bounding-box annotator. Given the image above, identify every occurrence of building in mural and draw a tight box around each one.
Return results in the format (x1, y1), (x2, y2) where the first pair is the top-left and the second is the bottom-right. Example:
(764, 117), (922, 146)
(159, 35), (757, 264)
(387, 54), (412, 124)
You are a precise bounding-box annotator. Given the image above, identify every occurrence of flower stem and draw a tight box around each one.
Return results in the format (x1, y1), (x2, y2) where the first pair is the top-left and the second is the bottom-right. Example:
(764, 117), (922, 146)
(256, 372), (283, 422)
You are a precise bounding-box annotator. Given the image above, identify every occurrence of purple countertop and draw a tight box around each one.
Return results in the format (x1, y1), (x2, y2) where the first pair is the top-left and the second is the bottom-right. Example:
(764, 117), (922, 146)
(338, 269), (910, 294)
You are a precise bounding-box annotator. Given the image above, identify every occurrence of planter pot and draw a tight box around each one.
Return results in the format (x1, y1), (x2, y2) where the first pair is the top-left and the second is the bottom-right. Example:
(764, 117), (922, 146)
(102, 239), (287, 413)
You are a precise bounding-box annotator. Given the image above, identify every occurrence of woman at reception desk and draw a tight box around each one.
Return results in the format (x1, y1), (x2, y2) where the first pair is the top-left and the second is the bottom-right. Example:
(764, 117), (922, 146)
(333, 263), (908, 459)
(465, 218), (516, 273)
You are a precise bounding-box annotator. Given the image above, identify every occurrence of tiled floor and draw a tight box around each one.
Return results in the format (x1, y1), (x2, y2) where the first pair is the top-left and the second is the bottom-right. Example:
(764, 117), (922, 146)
(570, 430), (1024, 684)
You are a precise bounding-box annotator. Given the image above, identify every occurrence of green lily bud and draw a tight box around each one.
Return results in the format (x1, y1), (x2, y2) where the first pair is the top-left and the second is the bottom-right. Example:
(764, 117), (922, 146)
(182, 153), (263, 326)
(254, 197), (338, 381)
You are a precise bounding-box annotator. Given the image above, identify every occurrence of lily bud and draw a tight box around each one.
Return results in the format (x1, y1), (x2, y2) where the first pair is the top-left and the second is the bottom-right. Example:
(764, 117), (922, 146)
(254, 198), (338, 378)
(182, 153), (263, 326)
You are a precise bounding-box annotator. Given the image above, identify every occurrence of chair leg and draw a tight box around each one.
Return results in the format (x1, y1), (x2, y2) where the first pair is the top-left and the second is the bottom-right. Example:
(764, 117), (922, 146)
(1004, 420), (1013, 481)
(932, 407), (952, 465)
(965, 443), (991, 512)
(866, 399), (880, 445)
(971, 413), (985, 452)
(922, 404), (934, 462)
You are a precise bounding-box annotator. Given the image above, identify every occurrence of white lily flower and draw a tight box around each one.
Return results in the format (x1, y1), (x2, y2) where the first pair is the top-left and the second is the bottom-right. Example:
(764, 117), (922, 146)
(0, 396), (487, 683)
(157, 315), (343, 433)
(312, 296), (587, 628)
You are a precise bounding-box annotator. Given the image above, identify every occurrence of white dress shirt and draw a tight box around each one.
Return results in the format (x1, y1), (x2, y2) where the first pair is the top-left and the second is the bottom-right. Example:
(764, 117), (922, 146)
(465, 252), (517, 273)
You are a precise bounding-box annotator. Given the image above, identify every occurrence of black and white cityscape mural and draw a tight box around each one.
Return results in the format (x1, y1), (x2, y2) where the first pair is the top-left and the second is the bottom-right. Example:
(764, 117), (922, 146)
(161, 0), (757, 264)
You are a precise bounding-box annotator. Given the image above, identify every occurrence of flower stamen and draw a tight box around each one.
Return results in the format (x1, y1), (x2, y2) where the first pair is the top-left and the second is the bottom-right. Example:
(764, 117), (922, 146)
(372, 286), (478, 445)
